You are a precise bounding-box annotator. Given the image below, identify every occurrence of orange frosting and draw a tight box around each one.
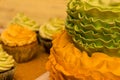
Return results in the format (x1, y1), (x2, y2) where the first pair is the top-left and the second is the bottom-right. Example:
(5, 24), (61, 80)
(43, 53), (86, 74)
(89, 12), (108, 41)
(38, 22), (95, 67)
(1, 24), (37, 46)
(47, 31), (120, 80)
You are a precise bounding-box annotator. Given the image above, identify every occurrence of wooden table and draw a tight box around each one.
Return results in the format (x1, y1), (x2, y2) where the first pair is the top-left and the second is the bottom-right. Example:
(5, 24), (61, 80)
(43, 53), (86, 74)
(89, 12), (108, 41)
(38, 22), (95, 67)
(0, 0), (67, 80)
(14, 45), (49, 80)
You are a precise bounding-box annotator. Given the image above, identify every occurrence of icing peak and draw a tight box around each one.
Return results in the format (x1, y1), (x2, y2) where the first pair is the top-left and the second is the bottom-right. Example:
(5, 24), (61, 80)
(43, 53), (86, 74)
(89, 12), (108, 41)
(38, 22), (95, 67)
(10, 13), (40, 31)
(1, 24), (37, 46)
(39, 18), (65, 40)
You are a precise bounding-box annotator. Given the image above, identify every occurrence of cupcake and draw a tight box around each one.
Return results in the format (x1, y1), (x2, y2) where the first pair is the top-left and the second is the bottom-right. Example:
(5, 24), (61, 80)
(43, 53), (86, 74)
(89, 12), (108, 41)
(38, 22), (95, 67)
(0, 44), (15, 80)
(46, 0), (120, 80)
(39, 17), (65, 53)
(1, 24), (39, 63)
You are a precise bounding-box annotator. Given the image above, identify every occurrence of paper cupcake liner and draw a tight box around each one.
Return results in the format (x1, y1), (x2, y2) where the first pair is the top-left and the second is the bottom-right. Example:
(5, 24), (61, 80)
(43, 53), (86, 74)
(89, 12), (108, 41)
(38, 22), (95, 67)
(36, 31), (41, 44)
(0, 67), (14, 80)
(38, 36), (52, 53)
(2, 41), (39, 63)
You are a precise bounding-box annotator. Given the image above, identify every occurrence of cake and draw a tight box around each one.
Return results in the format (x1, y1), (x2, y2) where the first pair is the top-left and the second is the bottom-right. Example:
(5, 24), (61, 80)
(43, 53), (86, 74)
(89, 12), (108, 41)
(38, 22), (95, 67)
(1, 24), (39, 63)
(39, 17), (65, 53)
(46, 0), (120, 80)
(0, 44), (15, 80)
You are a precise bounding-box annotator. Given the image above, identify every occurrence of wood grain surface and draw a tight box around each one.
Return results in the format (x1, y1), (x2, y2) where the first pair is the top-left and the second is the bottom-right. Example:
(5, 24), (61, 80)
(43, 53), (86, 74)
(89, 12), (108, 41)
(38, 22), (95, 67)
(0, 0), (67, 27)
(14, 45), (49, 80)
(0, 0), (67, 80)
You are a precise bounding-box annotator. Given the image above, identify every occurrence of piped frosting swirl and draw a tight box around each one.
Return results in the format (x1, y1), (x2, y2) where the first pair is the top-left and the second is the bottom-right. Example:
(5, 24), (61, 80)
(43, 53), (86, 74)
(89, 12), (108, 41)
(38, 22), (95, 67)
(10, 13), (40, 31)
(0, 44), (14, 72)
(39, 18), (65, 40)
(1, 24), (37, 46)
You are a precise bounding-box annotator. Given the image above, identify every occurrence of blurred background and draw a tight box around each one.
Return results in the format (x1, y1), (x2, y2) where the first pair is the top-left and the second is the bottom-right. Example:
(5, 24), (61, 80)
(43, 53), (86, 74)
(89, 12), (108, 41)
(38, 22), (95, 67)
(0, 0), (67, 27)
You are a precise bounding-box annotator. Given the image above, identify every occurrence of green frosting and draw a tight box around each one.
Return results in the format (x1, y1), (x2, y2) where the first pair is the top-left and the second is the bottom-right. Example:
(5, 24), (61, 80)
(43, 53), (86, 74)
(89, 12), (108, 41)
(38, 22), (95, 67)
(0, 45), (14, 72)
(66, 0), (120, 57)
(39, 18), (65, 40)
(10, 13), (40, 31)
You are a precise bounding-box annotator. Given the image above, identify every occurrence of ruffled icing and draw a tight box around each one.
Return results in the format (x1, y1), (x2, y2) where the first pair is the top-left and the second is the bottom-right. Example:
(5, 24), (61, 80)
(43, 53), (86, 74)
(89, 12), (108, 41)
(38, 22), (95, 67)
(66, 0), (120, 56)
(39, 18), (65, 40)
(0, 44), (14, 72)
(1, 24), (37, 46)
(10, 13), (40, 31)
(47, 31), (120, 80)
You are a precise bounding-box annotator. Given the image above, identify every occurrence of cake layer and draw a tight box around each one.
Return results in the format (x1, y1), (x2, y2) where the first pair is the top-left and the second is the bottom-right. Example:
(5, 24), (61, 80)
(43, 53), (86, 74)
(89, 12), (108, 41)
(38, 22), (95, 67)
(46, 31), (120, 80)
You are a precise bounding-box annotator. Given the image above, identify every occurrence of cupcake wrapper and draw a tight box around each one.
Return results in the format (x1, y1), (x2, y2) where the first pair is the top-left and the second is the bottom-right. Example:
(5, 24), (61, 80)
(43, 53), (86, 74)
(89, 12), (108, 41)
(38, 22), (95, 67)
(2, 41), (39, 63)
(38, 36), (52, 53)
(36, 31), (41, 44)
(0, 68), (14, 80)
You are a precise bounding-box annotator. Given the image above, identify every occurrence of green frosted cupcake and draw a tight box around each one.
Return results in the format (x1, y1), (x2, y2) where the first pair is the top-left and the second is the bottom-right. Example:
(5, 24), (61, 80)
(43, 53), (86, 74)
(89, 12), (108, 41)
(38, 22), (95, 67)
(0, 44), (15, 80)
(39, 17), (65, 53)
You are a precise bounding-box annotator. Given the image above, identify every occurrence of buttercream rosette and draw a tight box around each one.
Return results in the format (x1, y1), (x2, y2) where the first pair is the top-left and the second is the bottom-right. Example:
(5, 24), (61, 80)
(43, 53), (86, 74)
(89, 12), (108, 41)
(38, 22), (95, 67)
(10, 13), (40, 31)
(39, 17), (65, 40)
(1, 24), (37, 47)
(1, 24), (39, 63)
